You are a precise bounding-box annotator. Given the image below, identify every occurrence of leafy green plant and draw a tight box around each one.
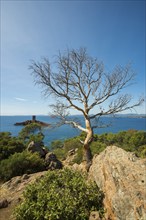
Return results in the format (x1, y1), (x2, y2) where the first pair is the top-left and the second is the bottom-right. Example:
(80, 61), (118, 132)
(135, 145), (146, 158)
(72, 146), (83, 164)
(15, 169), (104, 220)
(0, 151), (45, 181)
(53, 147), (66, 160)
(50, 136), (82, 161)
(18, 123), (44, 143)
(64, 137), (82, 152)
(50, 140), (64, 150)
(0, 132), (25, 160)
(90, 142), (106, 155)
(128, 131), (146, 148)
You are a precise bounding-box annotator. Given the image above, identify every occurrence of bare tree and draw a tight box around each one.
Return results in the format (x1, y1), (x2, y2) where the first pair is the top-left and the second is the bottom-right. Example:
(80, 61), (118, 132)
(30, 48), (143, 170)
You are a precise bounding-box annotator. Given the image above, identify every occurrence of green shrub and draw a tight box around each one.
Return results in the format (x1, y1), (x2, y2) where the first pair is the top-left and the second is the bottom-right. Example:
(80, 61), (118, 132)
(51, 137), (82, 161)
(0, 132), (25, 160)
(53, 147), (66, 160)
(64, 137), (82, 152)
(18, 123), (44, 143)
(135, 145), (146, 158)
(50, 140), (64, 150)
(72, 146), (83, 164)
(128, 131), (146, 148)
(0, 151), (45, 181)
(115, 130), (146, 157)
(90, 142), (106, 155)
(14, 169), (104, 220)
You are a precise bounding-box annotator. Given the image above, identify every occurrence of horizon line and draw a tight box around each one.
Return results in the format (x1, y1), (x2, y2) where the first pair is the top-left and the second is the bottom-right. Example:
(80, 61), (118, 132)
(0, 113), (146, 117)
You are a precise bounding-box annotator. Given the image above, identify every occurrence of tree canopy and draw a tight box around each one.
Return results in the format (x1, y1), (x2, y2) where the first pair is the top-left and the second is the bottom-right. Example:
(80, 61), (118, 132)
(30, 47), (143, 169)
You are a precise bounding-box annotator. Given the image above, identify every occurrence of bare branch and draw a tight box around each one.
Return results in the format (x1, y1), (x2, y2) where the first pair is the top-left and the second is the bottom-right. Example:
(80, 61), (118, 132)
(90, 96), (144, 119)
(30, 49), (143, 121)
(64, 120), (88, 133)
(49, 101), (88, 133)
(30, 47), (144, 167)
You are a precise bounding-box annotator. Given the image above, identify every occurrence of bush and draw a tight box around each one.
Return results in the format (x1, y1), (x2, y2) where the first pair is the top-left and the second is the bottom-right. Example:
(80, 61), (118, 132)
(72, 146), (83, 164)
(0, 132), (25, 160)
(90, 142), (106, 155)
(0, 151), (45, 181)
(135, 145), (146, 158)
(128, 131), (146, 148)
(64, 137), (82, 152)
(18, 123), (44, 144)
(53, 147), (66, 160)
(14, 169), (104, 220)
(50, 140), (64, 150)
(51, 136), (82, 161)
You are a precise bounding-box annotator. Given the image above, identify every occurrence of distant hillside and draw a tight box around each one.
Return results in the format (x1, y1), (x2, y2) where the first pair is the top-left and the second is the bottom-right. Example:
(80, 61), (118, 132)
(115, 113), (146, 118)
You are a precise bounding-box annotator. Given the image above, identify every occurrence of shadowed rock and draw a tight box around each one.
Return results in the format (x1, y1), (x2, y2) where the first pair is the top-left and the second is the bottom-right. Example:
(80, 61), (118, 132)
(27, 141), (47, 158)
(45, 152), (63, 170)
(0, 199), (9, 209)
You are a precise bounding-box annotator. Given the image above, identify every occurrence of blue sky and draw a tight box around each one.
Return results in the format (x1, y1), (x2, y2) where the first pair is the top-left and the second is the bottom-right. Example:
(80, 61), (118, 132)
(1, 0), (145, 115)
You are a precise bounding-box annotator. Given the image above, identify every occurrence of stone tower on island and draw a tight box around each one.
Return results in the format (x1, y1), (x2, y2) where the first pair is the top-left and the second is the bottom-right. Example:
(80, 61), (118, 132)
(32, 115), (36, 122)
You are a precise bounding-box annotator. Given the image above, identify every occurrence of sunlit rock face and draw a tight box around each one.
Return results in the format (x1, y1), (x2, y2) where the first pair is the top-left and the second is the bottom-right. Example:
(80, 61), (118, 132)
(89, 146), (146, 220)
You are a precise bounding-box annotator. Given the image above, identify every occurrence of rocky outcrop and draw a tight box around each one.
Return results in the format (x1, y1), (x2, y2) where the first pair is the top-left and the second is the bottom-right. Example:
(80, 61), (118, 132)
(27, 141), (48, 157)
(45, 152), (63, 170)
(0, 172), (47, 220)
(14, 120), (50, 126)
(27, 142), (62, 170)
(89, 146), (146, 220)
(63, 148), (78, 166)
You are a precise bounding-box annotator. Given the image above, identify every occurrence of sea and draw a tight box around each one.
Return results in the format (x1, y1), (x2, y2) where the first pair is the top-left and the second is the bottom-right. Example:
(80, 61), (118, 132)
(0, 115), (146, 147)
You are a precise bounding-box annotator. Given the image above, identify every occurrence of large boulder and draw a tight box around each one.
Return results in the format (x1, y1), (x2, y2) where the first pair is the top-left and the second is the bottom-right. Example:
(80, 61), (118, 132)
(89, 146), (146, 220)
(27, 141), (47, 157)
(45, 152), (63, 170)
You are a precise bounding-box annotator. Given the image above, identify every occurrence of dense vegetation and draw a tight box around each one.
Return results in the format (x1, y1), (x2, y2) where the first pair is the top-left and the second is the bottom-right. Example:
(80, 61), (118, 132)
(0, 128), (145, 182)
(0, 132), (25, 160)
(0, 124), (44, 161)
(0, 151), (45, 181)
(0, 124), (46, 182)
(19, 123), (45, 144)
(14, 169), (104, 220)
(51, 130), (146, 164)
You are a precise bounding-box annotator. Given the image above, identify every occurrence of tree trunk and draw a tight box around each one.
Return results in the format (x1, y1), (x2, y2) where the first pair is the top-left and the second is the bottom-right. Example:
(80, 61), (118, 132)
(84, 142), (92, 171)
(84, 118), (93, 171)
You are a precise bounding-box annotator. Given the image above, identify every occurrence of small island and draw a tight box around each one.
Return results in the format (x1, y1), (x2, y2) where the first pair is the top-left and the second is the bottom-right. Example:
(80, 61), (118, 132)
(14, 115), (50, 127)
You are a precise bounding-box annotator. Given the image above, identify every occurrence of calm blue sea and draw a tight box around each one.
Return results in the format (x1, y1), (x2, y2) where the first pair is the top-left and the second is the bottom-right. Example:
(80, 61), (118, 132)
(0, 115), (146, 146)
